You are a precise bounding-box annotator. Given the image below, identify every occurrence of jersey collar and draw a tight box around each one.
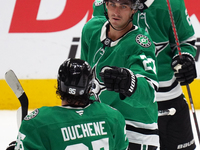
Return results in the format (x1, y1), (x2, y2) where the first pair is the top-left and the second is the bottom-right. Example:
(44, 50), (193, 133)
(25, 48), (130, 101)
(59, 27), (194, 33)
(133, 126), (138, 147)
(61, 104), (91, 109)
(100, 21), (138, 47)
(138, 0), (154, 11)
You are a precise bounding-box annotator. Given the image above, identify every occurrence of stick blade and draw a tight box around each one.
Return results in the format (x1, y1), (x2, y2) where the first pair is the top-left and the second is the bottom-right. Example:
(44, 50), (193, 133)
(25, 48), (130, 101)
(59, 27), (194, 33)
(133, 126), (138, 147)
(5, 70), (24, 98)
(5, 69), (29, 121)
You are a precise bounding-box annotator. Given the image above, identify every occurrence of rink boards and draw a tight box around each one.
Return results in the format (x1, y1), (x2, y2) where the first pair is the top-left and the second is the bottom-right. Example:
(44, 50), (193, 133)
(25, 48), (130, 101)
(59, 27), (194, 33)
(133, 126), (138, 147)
(0, 79), (200, 110)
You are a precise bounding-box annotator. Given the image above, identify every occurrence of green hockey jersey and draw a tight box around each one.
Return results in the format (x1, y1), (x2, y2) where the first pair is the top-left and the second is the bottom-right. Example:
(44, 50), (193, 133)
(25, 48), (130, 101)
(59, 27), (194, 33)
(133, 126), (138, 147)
(93, 0), (197, 101)
(14, 102), (128, 150)
(81, 16), (159, 146)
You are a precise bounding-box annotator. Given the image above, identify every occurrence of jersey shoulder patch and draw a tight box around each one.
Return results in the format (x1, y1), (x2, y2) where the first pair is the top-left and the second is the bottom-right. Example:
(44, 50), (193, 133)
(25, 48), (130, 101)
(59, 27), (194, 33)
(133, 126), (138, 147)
(135, 34), (151, 48)
(24, 109), (39, 120)
(94, 0), (104, 6)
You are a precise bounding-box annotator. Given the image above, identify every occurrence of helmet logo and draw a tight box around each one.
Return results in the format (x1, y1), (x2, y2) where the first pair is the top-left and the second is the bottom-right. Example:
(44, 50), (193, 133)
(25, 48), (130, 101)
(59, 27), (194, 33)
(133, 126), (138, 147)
(69, 88), (76, 95)
(79, 90), (85, 95)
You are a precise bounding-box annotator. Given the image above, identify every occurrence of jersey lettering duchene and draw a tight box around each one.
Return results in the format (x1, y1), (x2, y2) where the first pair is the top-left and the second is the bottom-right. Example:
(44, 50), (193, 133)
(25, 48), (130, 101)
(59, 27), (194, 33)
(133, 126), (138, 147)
(81, 16), (159, 146)
(15, 101), (128, 150)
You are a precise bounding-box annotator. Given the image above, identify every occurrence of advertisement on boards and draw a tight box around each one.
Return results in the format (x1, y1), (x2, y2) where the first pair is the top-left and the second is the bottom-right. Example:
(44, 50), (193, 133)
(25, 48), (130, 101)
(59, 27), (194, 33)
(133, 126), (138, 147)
(0, 0), (94, 79)
(0, 0), (200, 109)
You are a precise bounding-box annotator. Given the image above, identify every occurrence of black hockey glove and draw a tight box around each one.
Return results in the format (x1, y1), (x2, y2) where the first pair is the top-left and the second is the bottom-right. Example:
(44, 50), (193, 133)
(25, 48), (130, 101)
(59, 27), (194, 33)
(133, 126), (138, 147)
(171, 53), (197, 85)
(6, 141), (16, 150)
(99, 66), (137, 99)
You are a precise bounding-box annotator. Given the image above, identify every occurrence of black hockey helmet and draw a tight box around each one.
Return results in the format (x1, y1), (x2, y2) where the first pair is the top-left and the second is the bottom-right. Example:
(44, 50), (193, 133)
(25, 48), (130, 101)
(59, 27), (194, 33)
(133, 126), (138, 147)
(57, 58), (93, 96)
(104, 0), (140, 10)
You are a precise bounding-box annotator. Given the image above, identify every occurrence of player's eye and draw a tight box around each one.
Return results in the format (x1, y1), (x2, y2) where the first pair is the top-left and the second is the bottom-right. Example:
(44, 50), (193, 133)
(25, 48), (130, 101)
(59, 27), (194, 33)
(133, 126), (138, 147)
(109, 3), (116, 7)
(121, 5), (127, 9)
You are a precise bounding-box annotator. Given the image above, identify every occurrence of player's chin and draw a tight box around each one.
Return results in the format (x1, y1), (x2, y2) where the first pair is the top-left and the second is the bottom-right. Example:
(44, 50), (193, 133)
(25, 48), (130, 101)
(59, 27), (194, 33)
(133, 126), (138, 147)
(110, 21), (122, 28)
(111, 24), (124, 30)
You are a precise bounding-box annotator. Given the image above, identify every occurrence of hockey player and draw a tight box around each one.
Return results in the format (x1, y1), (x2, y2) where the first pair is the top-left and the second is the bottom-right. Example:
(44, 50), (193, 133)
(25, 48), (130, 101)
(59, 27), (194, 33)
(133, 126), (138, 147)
(81, 0), (159, 149)
(93, 0), (197, 149)
(6, 58), (129, 150)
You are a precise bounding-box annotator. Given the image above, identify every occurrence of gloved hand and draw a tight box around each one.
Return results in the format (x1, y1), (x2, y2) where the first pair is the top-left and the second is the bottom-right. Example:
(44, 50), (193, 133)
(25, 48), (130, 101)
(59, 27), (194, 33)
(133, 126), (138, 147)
(99, 66), (137, 99)
(171, 53), (197, 85)
(6, 141), (16, 150)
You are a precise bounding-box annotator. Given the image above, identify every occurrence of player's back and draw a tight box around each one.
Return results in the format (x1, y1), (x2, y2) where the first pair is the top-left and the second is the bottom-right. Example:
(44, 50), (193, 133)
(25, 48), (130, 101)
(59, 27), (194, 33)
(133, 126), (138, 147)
(16, 101), (128, 150)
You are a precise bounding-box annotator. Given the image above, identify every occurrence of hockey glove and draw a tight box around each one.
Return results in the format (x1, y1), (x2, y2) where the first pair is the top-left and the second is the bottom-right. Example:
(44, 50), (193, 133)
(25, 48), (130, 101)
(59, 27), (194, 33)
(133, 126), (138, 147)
(6, 141), (16, 150)
(171, 53), (197, 85)
(99, 66), (137, 98)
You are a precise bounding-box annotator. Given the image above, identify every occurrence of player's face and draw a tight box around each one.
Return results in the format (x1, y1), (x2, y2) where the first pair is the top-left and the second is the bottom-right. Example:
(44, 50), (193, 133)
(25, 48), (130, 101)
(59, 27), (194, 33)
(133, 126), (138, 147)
(106, 0), (136, 30)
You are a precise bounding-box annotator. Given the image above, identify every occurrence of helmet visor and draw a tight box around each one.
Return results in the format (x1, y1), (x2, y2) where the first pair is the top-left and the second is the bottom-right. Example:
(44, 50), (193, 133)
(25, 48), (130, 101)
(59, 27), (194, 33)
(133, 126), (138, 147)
(106, 0), (139, 10)
(106, 0), (134, 9)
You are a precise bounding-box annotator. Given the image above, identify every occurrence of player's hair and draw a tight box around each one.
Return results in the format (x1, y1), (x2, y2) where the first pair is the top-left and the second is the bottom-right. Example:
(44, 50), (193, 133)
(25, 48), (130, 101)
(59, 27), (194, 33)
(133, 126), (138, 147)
(56, 58), (93, 106)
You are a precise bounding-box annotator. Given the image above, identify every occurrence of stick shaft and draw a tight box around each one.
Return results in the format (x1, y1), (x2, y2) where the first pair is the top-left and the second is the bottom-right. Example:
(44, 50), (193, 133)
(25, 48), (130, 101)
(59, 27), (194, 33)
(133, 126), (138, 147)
(166, 0), (200, 143)
(186, 85), (200, 141)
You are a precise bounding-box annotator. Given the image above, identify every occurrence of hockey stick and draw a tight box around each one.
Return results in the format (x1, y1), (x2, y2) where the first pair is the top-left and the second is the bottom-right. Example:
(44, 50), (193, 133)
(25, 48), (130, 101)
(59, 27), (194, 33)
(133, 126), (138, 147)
(158, 108), (176, 117)
(166, 0), (200, 143)
(5, 70), (29, 124)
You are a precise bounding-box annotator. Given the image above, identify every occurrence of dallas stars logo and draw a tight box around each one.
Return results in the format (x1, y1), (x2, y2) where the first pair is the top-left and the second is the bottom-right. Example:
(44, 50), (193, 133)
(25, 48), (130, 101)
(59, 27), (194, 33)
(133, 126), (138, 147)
(136, 34), (151, 47)
(24, 109), (39, 120)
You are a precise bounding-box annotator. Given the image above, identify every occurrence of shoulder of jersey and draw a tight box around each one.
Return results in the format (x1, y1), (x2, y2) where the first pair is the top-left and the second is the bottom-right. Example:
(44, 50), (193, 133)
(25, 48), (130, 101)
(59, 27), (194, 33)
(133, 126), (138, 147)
(24, 108), (39, 121)
(94, 0), (104, 6)
(96, 102), (119, 112)
(23, 106), (51, 121)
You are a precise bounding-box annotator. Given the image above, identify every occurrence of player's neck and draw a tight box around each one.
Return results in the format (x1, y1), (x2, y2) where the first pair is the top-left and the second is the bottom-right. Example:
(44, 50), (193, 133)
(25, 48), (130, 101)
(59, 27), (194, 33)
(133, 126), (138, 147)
(62, 100), (88, 107)
(108, 23), (133, 41)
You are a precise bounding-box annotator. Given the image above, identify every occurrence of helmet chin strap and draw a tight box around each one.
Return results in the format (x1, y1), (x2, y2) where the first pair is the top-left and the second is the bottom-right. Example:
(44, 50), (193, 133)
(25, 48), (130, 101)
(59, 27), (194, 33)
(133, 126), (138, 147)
(109, 16), (133, 31)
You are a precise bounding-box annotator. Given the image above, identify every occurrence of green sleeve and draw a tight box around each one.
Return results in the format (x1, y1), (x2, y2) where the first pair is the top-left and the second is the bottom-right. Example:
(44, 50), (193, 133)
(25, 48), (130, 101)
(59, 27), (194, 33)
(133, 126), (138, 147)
(15, 124), (47, 150)
(170, 0), (197, 57)
(124, 53), (158, 107)
(123, 37), (158, 108)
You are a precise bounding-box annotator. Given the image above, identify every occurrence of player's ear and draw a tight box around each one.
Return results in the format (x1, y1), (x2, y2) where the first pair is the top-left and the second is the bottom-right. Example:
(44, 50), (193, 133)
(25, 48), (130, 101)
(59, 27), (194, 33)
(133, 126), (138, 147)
(105, 2), (108, 8)
(132, 9), (137, 15)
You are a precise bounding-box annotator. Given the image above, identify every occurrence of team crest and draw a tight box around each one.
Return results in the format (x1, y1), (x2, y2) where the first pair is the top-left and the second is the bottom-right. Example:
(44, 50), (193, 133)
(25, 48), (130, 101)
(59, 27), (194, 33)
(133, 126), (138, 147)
(95, 0), (104, 6)
(136, 34), (151, 47)
(24, 109), (39, 120)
